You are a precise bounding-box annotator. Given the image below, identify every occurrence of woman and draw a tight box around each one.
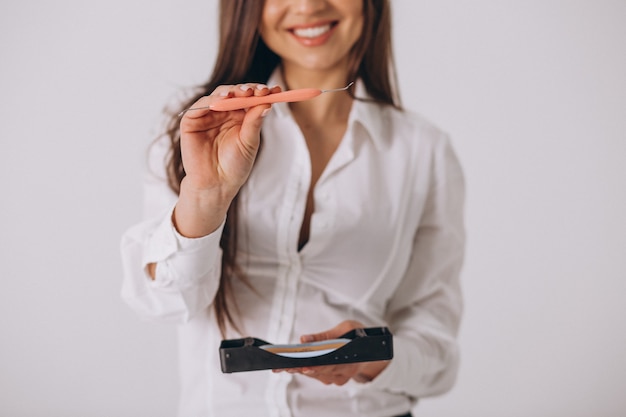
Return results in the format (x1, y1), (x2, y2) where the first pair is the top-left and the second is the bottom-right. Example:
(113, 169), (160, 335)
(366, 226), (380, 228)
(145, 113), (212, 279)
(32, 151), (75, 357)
(121, 1), (465, 416)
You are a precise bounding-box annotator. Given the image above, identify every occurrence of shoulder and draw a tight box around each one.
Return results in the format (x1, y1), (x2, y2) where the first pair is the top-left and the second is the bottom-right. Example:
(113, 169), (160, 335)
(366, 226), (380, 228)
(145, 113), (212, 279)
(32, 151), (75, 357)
(368, 104), (464, 187)
(363, 103), (452, 157)
(389, 106), (447, 142)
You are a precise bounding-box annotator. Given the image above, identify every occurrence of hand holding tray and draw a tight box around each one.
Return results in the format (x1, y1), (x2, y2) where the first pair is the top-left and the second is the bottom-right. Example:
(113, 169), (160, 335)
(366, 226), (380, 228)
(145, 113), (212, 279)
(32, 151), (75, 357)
(219, 327), (393, 373)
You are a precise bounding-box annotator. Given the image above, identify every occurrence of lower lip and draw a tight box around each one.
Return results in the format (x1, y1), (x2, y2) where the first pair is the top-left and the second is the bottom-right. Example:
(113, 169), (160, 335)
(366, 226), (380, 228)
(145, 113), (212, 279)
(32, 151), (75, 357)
(289, 24), (336, 47)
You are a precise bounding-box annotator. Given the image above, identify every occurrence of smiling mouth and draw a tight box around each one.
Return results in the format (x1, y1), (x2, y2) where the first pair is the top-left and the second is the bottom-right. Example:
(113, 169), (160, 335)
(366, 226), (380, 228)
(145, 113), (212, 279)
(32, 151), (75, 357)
(291, 22), (336, 39)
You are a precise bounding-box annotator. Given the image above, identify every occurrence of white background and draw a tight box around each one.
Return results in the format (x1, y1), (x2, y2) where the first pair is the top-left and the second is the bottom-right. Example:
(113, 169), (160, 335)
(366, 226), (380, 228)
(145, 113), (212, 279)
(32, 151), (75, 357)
(1, 1), (625, 416)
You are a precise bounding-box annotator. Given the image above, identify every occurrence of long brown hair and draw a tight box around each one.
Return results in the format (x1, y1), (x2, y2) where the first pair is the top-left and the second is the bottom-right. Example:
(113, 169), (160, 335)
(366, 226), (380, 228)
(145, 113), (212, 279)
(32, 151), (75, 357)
(162, 0), (399, 337)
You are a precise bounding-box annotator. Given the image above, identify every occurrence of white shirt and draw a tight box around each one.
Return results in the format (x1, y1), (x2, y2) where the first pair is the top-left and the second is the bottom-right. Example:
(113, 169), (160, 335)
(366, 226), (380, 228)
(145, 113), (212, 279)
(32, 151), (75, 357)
(121, 78), (465, 417)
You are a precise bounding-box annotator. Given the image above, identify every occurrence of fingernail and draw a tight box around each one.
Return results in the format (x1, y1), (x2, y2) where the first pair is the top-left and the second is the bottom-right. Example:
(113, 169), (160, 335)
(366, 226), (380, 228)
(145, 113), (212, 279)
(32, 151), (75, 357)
(256, 84), (268, 90)
(240, 85), (252, 92)
(219, 91), (229, 97)
(261, 107), (271, 117)
(301, 335), (313, 343)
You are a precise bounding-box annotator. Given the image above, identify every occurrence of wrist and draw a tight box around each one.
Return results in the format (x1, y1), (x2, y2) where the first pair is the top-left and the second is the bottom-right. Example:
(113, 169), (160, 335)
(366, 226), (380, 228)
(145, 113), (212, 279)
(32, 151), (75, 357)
(174, 180), (232, 238)
(353, 360), (390, 383)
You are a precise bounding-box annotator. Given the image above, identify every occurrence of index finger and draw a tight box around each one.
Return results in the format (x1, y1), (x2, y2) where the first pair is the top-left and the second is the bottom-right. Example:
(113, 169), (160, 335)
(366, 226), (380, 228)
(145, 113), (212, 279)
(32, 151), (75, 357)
(179, 93), (236, 119)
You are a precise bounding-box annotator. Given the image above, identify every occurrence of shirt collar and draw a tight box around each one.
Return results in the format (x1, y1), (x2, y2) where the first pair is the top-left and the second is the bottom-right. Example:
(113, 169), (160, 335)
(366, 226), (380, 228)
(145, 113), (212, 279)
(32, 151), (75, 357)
(266, 69), (387, 151)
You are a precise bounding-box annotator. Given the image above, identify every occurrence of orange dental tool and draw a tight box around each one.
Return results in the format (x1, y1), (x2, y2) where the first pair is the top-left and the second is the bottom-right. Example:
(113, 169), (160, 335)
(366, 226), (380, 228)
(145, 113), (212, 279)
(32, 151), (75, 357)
(179, 82), (354, 115)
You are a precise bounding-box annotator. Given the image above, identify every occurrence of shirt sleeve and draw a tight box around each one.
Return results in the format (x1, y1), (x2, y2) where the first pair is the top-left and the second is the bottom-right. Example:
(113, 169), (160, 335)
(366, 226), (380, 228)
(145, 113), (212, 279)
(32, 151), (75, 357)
(368, 134), (466, 398)
(120, 138), (225, 323)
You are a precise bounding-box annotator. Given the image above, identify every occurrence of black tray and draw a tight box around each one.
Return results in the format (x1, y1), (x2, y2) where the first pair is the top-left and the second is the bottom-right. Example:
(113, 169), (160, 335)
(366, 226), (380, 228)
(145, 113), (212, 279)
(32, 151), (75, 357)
(219, 327), (393, 373)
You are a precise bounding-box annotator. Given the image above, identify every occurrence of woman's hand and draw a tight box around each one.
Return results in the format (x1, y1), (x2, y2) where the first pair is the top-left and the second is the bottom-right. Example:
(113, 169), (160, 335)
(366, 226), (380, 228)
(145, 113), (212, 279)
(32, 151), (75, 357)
(174, 84), (281, 237)
(273, 320), (390, 386)
(179, 84), (280, 194)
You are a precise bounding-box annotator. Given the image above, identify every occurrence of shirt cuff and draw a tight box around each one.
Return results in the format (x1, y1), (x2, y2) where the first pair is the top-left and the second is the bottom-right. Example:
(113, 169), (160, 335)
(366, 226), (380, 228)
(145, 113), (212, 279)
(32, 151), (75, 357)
(361, 336), (423, 395)
(143, 205), (225, 288)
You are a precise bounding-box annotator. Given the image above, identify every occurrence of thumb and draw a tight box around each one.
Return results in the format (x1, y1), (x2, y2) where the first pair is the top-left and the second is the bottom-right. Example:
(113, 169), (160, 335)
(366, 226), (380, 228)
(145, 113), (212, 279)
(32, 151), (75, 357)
(300, 331), (332, 344)
(239, 104), (271, 148)
(301, 320), (364, 343)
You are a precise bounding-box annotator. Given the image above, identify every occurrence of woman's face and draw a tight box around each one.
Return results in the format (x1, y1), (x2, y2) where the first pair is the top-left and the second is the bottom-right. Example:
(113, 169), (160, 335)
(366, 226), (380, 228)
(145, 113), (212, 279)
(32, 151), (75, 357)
(259, 0), (364, 76)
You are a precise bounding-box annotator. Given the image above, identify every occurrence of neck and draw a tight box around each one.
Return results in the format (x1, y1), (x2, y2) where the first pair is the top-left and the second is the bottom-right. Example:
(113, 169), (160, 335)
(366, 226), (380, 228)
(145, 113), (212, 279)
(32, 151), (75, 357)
(281, 64), (353, 125)
(289, 88), (353, 126)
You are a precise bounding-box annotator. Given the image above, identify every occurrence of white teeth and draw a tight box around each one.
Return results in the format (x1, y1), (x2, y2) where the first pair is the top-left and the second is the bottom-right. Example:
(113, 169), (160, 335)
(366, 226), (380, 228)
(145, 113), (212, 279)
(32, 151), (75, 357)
(293, 24), (331, 38)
